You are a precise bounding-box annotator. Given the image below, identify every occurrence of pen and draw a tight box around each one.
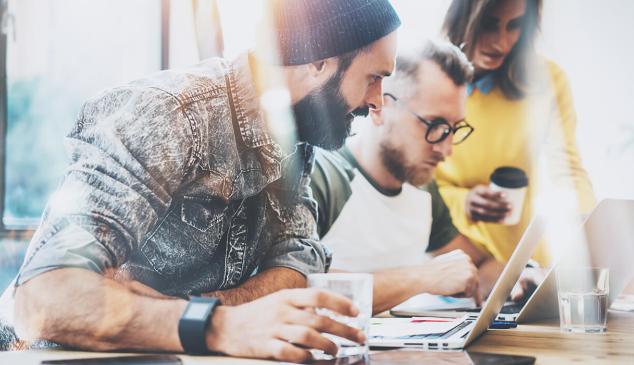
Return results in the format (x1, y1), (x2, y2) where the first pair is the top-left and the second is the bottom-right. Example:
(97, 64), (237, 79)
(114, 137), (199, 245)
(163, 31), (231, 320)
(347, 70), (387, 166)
(440, 296), (459, 303)
(410, 319), (454, 323)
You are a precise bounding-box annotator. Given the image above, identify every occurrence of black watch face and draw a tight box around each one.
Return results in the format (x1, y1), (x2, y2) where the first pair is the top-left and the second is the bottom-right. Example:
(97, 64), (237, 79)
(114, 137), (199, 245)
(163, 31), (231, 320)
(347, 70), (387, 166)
(183, 302), (210, 320)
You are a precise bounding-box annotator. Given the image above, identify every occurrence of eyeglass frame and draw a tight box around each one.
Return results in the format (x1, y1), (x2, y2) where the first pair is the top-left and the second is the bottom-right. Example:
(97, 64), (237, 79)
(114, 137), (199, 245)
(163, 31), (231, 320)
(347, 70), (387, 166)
(383, 92), (474, 145)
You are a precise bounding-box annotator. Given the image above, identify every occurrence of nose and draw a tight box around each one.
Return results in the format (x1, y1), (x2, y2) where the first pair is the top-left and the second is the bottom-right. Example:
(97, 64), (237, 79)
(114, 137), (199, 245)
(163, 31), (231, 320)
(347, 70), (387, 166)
(492, 28), (513, 53)
(432, 135), (453, 158)
(365, 79), (384, 112)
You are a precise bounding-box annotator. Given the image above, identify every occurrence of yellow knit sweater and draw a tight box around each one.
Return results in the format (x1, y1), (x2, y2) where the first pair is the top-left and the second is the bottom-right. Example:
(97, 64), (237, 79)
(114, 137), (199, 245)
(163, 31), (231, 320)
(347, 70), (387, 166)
(435, 59), (596, 265)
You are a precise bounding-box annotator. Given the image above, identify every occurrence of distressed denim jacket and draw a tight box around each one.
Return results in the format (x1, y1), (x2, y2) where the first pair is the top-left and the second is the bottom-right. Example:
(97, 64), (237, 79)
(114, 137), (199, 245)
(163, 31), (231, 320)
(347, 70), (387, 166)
(15, 54), (328, 298)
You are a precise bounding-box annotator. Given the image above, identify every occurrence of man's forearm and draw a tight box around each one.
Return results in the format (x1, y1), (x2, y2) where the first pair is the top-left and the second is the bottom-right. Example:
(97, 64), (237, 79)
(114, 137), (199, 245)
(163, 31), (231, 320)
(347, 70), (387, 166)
(331, 268), (421, 315)
(14, 268), (187, 351)
(372, 268), (421, 315)
(204, 267), (306, 305)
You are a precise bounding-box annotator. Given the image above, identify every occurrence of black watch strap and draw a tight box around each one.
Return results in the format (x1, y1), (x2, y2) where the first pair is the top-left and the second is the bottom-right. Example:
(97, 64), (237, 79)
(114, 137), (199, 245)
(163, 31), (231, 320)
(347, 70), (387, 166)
(178, 296), (221, 354)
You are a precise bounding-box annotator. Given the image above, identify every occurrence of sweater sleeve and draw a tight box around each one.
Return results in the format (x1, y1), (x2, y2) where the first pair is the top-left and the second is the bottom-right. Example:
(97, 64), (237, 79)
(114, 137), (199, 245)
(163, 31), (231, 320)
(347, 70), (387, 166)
(545, 61), (596, 213)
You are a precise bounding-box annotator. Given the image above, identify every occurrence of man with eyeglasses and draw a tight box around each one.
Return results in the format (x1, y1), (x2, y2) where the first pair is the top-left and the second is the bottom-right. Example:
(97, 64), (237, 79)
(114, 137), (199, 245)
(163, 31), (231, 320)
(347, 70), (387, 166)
(311, 39), (533, 314)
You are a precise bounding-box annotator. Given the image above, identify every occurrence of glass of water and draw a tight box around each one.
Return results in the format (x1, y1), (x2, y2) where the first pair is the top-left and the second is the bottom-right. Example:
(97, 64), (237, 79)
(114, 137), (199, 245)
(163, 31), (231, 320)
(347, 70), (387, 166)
(556, 267), (609, 333)
(307, 273), (373, 358)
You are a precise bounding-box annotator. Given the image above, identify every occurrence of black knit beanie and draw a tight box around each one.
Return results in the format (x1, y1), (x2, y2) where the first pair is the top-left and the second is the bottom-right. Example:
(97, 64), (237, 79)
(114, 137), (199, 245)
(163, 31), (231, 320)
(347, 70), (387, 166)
(271, 0), (401, 66)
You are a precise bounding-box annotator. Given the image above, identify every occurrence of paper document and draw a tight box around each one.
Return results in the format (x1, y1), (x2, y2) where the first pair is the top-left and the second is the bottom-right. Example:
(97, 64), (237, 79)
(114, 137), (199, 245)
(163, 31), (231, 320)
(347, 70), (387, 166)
(392, 293), (477, 313)
(370, 316), (468, 338)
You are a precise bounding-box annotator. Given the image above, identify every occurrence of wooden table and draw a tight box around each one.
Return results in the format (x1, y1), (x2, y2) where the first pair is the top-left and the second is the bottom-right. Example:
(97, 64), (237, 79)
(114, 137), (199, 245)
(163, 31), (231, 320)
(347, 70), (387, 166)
(468, 310), (634, 364)
(1, 310), (633, 365)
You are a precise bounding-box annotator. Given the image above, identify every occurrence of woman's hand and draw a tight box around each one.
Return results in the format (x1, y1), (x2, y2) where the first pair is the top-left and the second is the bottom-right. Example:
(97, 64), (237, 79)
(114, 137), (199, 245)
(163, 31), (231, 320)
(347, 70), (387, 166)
(465, 185), (512, 222)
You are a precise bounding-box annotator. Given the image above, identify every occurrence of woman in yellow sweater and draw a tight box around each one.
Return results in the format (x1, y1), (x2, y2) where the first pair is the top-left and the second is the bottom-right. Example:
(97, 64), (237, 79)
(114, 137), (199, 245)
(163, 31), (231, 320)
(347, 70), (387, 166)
(435, 0), (595, 265)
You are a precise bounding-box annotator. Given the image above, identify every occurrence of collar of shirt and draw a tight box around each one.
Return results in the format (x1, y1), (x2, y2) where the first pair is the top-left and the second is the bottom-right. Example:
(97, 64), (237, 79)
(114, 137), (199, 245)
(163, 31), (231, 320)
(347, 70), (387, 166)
(467, 72), (496, 96)
(229, 53), (299, 180)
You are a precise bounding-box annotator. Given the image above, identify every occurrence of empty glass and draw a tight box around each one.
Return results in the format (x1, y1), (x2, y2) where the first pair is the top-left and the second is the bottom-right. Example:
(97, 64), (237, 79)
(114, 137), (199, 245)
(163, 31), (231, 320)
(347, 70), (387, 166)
(307, 273), (373, 358)
(556, 267), (609, 333)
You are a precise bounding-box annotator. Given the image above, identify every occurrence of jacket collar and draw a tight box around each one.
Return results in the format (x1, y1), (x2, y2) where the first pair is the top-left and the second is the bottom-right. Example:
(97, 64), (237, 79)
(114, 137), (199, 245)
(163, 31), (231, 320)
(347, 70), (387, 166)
(228, 53), (302, 180)
(467, 72), (496, 96)
(227, 53), (277, 149)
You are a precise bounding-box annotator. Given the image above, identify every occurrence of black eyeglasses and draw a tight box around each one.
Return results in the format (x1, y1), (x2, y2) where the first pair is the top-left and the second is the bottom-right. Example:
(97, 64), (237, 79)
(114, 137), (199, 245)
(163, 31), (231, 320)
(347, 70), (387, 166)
(383, 93), (474, 145)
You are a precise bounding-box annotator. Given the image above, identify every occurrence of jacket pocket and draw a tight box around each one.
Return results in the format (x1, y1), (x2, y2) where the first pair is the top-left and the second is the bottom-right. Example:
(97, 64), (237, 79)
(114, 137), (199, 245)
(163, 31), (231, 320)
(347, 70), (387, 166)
(141, 196), (227, 278)
(180, 195), (227, 233)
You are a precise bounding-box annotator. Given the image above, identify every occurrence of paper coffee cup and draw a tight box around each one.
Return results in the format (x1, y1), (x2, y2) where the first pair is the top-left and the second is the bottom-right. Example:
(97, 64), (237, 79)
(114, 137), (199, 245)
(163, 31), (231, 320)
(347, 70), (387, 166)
(489, 166), (528, 225)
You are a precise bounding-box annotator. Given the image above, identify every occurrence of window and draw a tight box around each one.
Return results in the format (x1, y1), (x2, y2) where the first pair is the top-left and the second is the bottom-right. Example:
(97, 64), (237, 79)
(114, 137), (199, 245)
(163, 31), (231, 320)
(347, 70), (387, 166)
(1, 2), (633, 230)
(3, 0), (162, 227)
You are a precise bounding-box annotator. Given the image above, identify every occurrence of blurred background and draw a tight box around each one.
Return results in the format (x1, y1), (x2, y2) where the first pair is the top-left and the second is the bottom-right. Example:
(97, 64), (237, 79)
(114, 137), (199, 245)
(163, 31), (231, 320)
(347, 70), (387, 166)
(0, 0), (632, 289)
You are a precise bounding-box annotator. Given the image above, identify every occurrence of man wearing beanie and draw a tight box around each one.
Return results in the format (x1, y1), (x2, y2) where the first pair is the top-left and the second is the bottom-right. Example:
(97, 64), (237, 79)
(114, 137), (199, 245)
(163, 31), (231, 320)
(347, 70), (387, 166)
(5, 0), (400, 361)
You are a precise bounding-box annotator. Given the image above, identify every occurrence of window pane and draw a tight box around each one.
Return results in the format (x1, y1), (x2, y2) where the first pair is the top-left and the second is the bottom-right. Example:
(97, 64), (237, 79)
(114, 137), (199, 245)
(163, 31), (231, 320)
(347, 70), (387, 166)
(5, 0), (161, 225)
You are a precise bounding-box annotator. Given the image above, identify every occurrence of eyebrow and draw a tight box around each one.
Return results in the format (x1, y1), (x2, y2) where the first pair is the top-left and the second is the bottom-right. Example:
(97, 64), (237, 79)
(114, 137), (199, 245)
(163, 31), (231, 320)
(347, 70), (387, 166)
(424, 115), (465, 126)
(508, 15), (525, 24)
(485, 14), (525, 24)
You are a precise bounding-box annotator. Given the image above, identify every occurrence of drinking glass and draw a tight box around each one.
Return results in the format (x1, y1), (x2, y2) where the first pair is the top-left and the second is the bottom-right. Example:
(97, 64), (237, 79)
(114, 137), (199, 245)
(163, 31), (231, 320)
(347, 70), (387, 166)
(556, 267), (609, 333)
(307, 273), (373, 357)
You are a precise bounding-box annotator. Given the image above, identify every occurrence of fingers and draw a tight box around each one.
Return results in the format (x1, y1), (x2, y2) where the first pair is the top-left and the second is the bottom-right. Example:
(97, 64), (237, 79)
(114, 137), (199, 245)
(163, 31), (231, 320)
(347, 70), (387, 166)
(276, 325), (338, 356)
(285, 307), (366, 345)
(476, 186), (508, 201)
(468, 186), (511, 222)
(470, 206), (508, 222)
(463, 272), (480, 299)
(452, 277), (480, 305)
(471, 198), (511, 214)
(462, 260), (480, 300)
(511, 269), (541, 302)
(267, 339), (312, 363)
(471, 194), (510, 212)
(510, 282), (525, 302)
(474, 288), (483, 307)
(522, 267), (546, 286)
(283, 289), (359, 317)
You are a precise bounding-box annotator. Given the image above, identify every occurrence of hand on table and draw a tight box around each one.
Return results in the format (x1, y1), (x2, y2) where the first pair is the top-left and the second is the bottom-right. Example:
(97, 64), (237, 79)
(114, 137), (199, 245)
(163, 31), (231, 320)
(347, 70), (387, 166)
(511, 267), (546, 302)
(423, 250), (481, 306)
(206, 288), (365, 363)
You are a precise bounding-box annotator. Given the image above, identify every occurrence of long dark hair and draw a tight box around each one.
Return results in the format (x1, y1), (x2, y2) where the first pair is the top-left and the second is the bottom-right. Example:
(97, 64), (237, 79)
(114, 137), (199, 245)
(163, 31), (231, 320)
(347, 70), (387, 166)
(442, 0), (542, 100)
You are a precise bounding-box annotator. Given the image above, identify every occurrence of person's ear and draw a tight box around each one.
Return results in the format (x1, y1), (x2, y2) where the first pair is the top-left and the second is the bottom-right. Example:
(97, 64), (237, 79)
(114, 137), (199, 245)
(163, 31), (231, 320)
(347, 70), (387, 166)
(306, 58), (337, 87)
(311, 60), (326, 73)
(283, 59), (336, 103)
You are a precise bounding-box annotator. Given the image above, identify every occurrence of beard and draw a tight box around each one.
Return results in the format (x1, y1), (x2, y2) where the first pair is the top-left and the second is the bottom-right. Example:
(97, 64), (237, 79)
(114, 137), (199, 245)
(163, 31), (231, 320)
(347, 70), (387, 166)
(379, 141), (435, 187)
(292, 70), (369, 150)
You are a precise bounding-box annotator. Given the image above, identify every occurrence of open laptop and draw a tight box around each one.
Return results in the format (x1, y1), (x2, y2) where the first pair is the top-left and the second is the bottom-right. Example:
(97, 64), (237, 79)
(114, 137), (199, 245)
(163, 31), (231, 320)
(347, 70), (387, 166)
(392, 199), (634, 323)
(369, 217), (544, 350)
(516, 198), (634, 323)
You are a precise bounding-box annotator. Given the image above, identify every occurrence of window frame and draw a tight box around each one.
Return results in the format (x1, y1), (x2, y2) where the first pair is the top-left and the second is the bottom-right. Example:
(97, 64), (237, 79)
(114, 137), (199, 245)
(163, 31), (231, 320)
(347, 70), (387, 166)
(0, 0), (171, 235)
(1, 0), (8, 232)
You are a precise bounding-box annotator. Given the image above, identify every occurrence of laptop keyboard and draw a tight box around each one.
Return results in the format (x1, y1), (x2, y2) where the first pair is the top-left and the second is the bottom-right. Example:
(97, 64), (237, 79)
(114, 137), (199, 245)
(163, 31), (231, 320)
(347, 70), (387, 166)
(462, 281), (538, 315)
(441, 320), (472, 339)
(461, 302), (523, 314)
(500, 303), (524, 314)
(393, 320), (472, 340)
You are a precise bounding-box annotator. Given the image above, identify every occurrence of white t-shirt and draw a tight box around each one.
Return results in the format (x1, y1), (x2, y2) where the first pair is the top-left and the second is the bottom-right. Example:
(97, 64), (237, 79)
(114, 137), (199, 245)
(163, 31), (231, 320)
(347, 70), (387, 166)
(321, 169), (434, 272)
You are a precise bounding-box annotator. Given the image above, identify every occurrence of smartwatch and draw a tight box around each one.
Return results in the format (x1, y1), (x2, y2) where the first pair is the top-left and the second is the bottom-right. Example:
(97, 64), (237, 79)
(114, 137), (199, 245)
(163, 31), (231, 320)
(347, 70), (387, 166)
(178, 296), (222, 354)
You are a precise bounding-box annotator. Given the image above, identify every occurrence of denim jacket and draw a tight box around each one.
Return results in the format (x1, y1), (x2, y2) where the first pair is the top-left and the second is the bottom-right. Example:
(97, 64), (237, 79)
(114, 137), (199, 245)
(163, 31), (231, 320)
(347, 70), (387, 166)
(15, 54), (328, 298)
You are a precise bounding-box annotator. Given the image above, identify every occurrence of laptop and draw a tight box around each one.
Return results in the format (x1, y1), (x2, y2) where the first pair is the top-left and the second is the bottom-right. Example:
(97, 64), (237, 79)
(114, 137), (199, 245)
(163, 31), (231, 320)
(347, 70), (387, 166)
(392, 199), (634, 323)
(369, 217), (544, 350)
(516, 198), (634, 323)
